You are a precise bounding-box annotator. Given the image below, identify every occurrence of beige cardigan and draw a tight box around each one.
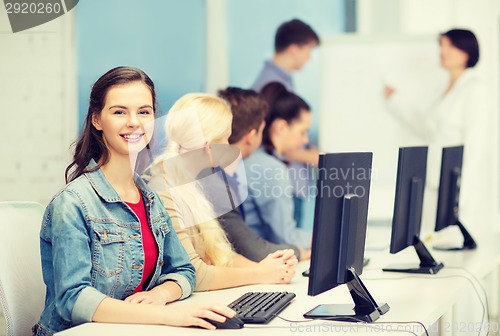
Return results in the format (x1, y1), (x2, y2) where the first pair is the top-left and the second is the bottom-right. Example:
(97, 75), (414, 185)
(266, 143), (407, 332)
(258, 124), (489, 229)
(148, 174), (221, 292)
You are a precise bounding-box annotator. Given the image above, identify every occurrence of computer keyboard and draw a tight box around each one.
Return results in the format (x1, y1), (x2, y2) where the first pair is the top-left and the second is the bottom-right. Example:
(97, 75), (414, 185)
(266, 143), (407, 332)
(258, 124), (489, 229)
(228, 291), (296, 324)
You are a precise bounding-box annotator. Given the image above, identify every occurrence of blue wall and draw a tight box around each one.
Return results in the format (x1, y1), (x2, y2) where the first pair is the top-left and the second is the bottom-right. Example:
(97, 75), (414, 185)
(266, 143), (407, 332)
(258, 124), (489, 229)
(225, 0), (346, 144)
(76, 0), (206, 127)
(224, 0), (346, 230)
(76, 0), (345, 139)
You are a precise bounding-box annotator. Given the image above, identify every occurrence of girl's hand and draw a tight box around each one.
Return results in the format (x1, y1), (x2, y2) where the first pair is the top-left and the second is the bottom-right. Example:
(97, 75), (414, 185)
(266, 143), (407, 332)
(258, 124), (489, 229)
(125, 281), (181, 305)
(258, 249), (298, 283)
(162, 304), (236, 329)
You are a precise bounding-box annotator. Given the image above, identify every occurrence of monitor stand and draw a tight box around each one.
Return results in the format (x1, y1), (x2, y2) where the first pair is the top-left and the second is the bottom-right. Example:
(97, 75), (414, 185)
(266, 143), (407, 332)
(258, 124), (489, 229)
(383, 237), (444, 274)
(434, 220), (477, 251)
(303, 268), (390, 322)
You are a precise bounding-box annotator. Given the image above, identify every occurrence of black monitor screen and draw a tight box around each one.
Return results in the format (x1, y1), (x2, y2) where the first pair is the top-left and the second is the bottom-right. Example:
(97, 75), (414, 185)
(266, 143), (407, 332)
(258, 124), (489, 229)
(432, 145), (476, 250)
(435, 146), (464, 232)
(383, 146), (444, 274)
(307, 152), (373, 296)
(389, 147), (428, 254)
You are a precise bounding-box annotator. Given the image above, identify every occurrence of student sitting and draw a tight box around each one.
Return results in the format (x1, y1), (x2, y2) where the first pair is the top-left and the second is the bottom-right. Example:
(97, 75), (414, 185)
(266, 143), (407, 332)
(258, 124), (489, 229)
(242, 82), (313, 249)
(146, 93), (297, 292)
(218, 87), (311, 261)
(34, 67), (235, 335)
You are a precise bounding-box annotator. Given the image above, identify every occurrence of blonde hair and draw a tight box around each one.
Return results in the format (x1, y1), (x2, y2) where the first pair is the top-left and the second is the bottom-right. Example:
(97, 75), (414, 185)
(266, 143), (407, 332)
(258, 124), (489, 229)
(152, 93), (234, 266)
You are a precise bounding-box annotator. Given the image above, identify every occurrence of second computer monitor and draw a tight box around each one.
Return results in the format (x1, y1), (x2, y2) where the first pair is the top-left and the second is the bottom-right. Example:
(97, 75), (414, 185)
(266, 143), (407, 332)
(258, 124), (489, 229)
(383, 146), (444, 274)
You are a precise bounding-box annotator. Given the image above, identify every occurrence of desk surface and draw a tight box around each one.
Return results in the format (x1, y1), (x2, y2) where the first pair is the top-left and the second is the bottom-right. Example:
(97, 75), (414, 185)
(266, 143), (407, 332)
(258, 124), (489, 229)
(56, 227), (500, 336)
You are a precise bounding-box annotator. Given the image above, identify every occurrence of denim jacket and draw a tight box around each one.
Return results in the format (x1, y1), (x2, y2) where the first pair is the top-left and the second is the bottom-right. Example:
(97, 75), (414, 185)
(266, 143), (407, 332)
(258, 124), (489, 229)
(33, 160), (195, 336)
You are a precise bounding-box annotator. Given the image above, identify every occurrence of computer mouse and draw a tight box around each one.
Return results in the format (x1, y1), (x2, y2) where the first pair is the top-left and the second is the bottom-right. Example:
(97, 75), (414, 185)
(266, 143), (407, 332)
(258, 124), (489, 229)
(203, 316), (244, 329)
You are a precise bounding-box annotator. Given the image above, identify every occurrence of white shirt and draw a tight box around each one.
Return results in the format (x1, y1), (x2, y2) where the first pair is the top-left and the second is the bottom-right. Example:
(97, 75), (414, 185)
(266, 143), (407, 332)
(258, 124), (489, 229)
(387, 68), (492, 235)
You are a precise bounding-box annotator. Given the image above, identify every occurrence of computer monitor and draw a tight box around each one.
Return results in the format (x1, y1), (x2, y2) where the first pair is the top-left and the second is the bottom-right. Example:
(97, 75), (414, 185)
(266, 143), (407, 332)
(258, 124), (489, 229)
(434, 145), (477, 250)
(304, 152), (389, 323)
(383, 146), (444, 274)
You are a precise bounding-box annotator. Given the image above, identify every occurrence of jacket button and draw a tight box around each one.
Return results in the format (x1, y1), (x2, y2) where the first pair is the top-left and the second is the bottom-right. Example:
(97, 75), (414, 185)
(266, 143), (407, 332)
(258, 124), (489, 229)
(132, 265), (143, 270)
(155, 229), (159, 235)
(160, 260), (164, 267)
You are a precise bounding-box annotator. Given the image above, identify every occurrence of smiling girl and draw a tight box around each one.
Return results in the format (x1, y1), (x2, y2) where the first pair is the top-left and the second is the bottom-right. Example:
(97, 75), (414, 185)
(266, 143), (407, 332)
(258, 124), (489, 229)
(33, 67), (234, 336)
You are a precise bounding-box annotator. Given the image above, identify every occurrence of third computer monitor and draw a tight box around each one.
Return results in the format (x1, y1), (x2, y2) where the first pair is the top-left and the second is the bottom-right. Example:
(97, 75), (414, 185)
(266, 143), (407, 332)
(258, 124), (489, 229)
(383, 146), (444, 274)
(304, 152), (389, 322)
(434, 145), (477, 250)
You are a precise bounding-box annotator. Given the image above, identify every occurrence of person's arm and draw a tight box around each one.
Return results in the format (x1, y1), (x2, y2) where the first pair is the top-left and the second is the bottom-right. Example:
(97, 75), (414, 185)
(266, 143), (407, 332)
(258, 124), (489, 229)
(155, 207), (196, 300)
(255, 193), (312, 248)
(219, 208), (302, 261)
(158, 190), (218, 291)
(212, 249), (297, 288)
(230, 249), (296, 268)
(384, 85), (431, 140)
(458, 79), (490, 222)
(41, 191), (108, 325)
(248, 164), (312, 248)
(173, 218), (296, 291)
(124, 281), (182, 305)
(92, 298), (235, 330)
(297, 247), (311, 261)
(158, 189), (296, 291)
(282, 147), (319, 167)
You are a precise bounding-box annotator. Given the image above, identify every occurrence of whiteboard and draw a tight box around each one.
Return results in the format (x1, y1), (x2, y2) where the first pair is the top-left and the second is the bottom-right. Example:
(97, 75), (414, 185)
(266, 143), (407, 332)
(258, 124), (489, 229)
(318, 35), (447, 220)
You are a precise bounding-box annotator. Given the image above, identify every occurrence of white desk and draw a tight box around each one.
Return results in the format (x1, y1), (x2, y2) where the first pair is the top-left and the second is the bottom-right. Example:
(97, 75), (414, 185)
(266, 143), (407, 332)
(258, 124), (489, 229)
(56, 226), (500, 336)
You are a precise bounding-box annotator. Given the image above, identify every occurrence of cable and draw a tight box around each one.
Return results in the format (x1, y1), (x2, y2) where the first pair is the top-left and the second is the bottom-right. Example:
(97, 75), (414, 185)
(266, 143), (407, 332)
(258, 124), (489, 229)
(379, 321), (428, 336)
(272, 315), (316, 323)
(365, 274), (486, 336)
(243, 315), (315, 329)
(243, 325), (295, 329)
(333, 317), (422, 336)
(346, 318), (427, 336)
(445, 267), (491, 336)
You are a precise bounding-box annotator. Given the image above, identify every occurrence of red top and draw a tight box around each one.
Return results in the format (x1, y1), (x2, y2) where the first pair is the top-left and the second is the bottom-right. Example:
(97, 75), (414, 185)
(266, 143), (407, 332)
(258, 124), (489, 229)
(126, 195), (159, 293)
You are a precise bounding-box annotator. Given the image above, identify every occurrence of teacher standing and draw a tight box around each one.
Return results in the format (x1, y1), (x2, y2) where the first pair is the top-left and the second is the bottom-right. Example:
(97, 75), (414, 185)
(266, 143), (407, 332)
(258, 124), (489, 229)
(384, 29), (490, 234)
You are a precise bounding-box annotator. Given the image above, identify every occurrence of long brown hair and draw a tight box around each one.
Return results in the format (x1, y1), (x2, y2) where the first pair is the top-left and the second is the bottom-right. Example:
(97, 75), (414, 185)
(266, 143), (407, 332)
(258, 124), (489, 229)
(65, 66), (157, 183)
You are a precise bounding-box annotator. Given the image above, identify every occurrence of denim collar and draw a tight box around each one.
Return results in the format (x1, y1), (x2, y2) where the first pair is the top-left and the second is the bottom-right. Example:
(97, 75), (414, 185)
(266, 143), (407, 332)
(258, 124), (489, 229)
(84, 159), (156, 203)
